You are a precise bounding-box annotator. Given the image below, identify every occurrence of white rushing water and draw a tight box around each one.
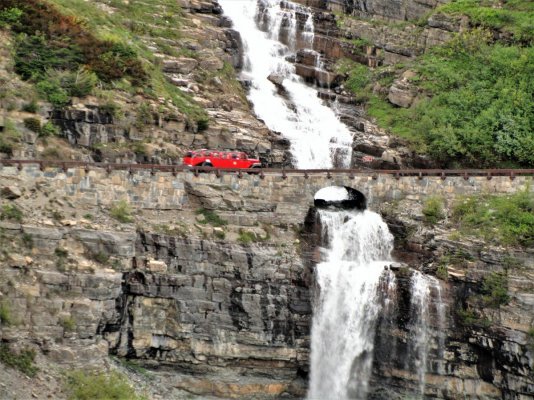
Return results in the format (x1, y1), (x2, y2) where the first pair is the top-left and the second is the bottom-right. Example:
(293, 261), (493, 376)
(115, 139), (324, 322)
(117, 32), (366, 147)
(408, 271), (446, 398)
(308, 210), (395, 400)
(219, 0), (353, 169)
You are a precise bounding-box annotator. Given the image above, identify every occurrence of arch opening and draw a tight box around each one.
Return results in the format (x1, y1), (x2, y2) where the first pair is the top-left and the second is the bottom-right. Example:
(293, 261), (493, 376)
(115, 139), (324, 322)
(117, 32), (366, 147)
(314, 186), (367, 210)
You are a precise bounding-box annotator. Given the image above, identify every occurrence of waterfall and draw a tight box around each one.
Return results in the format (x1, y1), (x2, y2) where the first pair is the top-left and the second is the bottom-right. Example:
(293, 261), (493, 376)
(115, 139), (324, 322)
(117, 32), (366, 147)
(407, 271), (446, 398)
(219, 0), (353, 169)
(308, 210), (395, 400)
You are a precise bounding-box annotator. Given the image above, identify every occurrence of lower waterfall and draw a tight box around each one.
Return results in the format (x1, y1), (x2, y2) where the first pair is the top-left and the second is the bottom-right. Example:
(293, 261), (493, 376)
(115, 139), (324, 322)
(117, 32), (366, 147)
(308, 209), (445, 399)
(308, 209), (395, 400)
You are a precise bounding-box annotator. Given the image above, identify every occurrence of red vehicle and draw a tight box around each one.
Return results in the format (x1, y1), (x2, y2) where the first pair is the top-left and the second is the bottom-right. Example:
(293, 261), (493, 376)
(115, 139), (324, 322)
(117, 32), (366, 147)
(183, 149), (262, 169)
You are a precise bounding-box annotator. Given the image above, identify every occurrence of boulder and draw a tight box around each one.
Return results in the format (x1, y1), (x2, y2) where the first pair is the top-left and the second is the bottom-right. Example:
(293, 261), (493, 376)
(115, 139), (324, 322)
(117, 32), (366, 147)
(388, 70), (418, 108)
(162, 58), (198, 74)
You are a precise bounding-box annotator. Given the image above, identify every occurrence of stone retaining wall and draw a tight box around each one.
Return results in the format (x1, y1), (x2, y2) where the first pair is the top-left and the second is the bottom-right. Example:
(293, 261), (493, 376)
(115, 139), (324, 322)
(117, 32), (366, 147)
(2, 165), (531, 224)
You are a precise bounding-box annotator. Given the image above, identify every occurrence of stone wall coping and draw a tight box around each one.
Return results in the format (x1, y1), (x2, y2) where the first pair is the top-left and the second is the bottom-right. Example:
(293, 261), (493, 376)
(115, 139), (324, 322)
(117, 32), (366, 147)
(2, 160), (534, 179)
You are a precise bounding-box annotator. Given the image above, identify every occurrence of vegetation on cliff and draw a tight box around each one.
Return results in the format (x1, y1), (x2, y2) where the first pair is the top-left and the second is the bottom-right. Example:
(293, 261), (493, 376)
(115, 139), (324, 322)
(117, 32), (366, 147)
(340, 1), (534, 168)
(452, 188), (534, 246)
(0, 0), (208, 125)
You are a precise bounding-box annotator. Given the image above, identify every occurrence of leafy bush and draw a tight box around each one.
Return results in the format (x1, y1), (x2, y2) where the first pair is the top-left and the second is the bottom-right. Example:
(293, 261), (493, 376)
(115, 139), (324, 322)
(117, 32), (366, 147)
(481, 272), (510, 307)
(0, 204), (23, 222)
(92, 251), (109, 264)
(36, 79), (70, 108)
(0, 344), (38, 377)
(4, 0), (147, 86)
(195, 208), (227, 227)
(66, 370), (144, 400)
(0, 7), (22, 27)
(0, 302), (13, 325)
(55, 247), (69, 258)
(21, 100), (39, 113)
(21, 233), (33, 249)
(422, 196), (444, 224)
(23, 117), (41, 133)
(238, 229), (256, 244)
(345, 63), (372, 94)
(110, 200), (133, 223)
(452, 190), (534, 246)
(40, 121), (60, 137)
(60, 316), (76, 332)
(14, 34), (84, 81)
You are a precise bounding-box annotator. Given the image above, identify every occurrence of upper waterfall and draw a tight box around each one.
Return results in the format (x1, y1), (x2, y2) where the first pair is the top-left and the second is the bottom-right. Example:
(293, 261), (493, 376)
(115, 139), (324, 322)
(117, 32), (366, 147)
(219, 0), (353, 169)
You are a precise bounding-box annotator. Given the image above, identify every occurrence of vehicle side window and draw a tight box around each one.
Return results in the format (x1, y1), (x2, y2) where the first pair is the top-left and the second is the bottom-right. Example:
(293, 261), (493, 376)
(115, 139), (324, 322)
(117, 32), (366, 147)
(232, 154), (238, 159)
(186, 151), (193, 157)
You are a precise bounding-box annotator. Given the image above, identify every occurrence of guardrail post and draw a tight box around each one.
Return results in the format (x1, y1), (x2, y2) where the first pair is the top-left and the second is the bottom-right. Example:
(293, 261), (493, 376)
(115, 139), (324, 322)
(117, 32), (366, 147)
(327, 171), (332, 179)
(304, 172), (309, 179)
(418, 172), (423, 180)
(172, 168), (177, 177)
(282, 170), (287, 179)
(84, 164), (90, 174)
(238, 170), (243, 179)
(394, 172), (400, 180)
(348, 172), (354, 180)
(486, 172), (492, 180)
(440, 172), (446, 180)
(39, 162), (45, 172)
(260, 171), (265, 180)
(194, 168), (199, 177)
(17, 162), (22, 171)
(510, 171), (515, 180)
(215, 169), (221, 178)
(463, 172), (469, 180)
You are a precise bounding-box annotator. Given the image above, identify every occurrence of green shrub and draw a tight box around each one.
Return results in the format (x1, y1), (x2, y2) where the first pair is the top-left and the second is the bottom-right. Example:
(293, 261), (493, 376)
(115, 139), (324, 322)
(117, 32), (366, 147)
(457, 308), (490, 328)
(23, 117), (41, 133)
(21, 233), (33, 249)
(344, 62), (372, 94)
(195, 208), (227, 227)
(66, 370), (144, 400)
(436, 264), (448, 280)
(55, 247), (69, 258)
(110, 200), (133, 223)
(60, 316), (76, 332)
(481, 272), (510, 307)
(0, 7), (22, 27)
(21, 100), (39, 113)
(36, 79), (70, 108)
(0, 302), (13, 325)
(40, 121), (60, 137)
(238, 229), (256, 244)
(0, 344), (38, 377)
(0, 204), (23, 222)
(92, 251), (109, 264)
(422, 196), (445, 224)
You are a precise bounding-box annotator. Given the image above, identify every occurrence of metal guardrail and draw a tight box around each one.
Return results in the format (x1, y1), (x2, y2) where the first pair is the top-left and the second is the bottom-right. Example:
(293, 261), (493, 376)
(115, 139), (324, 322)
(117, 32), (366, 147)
(1, 160), (534, 180)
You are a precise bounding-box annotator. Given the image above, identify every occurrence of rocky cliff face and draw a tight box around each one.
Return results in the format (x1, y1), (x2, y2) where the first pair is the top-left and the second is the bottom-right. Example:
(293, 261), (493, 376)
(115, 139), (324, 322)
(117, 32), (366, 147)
(1, 166), (533, 398)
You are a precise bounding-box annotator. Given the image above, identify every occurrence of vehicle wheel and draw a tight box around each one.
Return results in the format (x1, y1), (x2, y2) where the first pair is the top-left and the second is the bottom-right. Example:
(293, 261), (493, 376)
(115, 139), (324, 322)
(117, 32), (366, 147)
(201, 162), (212, 167)
(247, 166), (261, 175)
